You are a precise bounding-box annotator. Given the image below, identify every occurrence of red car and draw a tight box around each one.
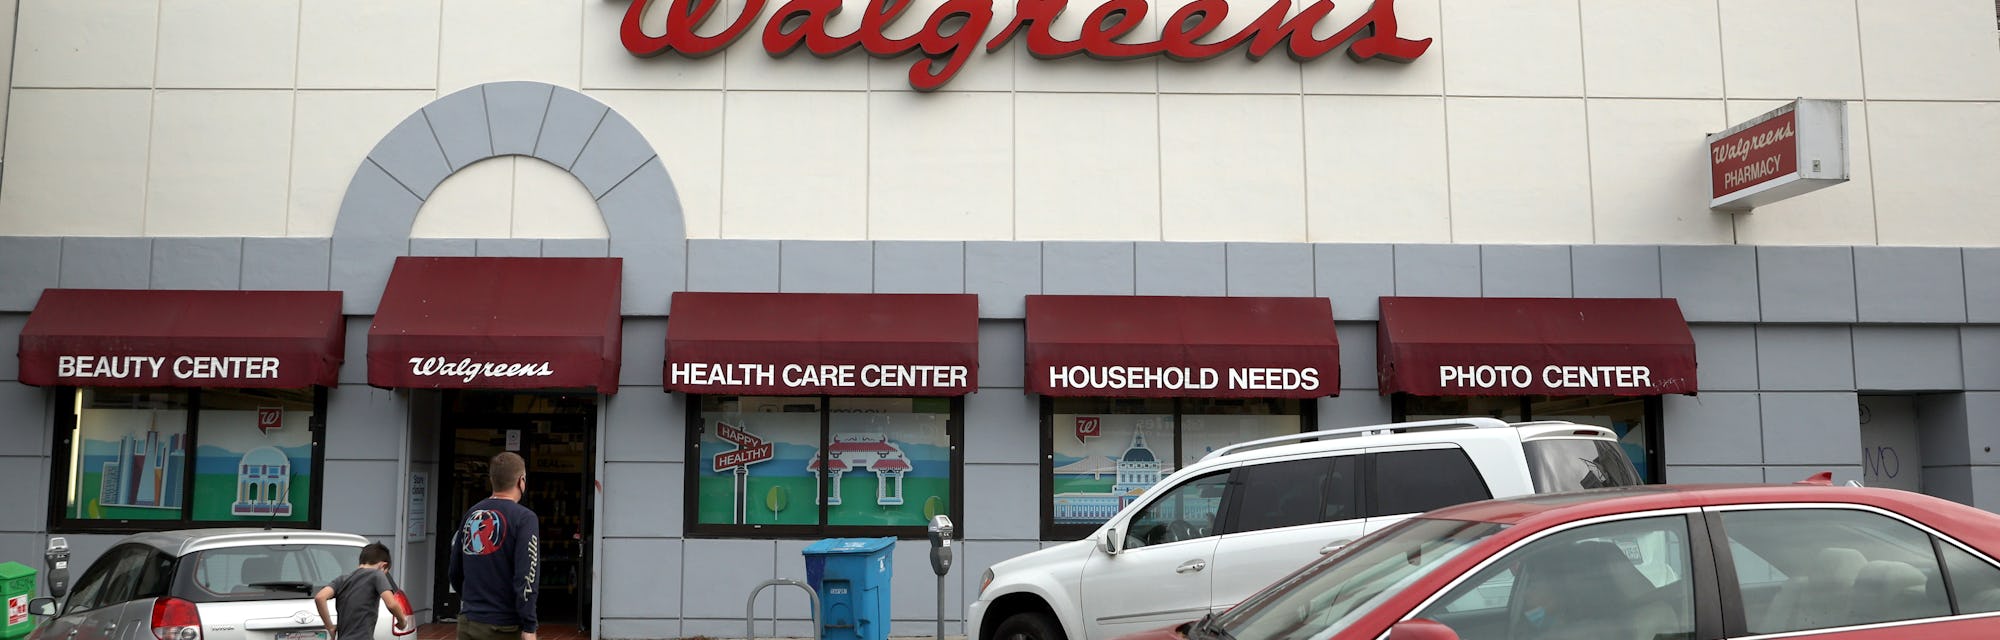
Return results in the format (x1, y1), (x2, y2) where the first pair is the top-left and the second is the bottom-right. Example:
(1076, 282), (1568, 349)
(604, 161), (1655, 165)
(1118, 480), (2000, 640)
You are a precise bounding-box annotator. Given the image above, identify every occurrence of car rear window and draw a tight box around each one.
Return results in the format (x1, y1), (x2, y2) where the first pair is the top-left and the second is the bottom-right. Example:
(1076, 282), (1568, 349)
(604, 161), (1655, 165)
(1524, 438), (1643, 493)
(178, 544), (360, 602)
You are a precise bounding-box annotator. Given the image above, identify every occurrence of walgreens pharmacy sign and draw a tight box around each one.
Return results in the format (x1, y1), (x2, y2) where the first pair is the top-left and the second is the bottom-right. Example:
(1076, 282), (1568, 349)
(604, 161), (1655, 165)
(1706, 99), (1849, 211)
(620, 0), (1432, 90)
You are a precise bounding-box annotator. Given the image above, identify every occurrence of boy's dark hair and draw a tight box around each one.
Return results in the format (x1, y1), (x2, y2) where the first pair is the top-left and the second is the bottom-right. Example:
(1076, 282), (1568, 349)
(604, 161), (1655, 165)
(489, 452), (526, 493)
(360, 542), (392, 566)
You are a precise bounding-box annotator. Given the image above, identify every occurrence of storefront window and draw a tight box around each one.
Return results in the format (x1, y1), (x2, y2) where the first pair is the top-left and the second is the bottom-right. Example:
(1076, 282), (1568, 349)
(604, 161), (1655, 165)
(1394, 395), (1663, 483)
(1043, 397), (1308, 540)
(54, 387), (326, 532)
(687, 395), (962, 537)
(191, 389), (317, 523)
(64, 389), (190, 522)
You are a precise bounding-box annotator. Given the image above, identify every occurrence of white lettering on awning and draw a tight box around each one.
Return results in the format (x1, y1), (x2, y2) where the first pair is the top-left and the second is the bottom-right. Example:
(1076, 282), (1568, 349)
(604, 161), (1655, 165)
(407, 357), (554, 384)
(668, 362), (971, 390)
(57, 355), (281, 380)
(1042, 366), (1319, 392)
(1438, 365), (1654, 390)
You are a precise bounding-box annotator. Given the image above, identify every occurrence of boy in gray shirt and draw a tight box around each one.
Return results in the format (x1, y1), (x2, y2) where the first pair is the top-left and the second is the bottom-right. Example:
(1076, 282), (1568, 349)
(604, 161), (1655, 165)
(314, 543), (413, 640)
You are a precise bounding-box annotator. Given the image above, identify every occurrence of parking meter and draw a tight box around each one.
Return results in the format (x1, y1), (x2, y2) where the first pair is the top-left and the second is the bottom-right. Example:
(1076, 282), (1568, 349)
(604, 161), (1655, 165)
(44, 537), (69, 598)
(927, 516), (954, 576)
(927, 516), (954, 640)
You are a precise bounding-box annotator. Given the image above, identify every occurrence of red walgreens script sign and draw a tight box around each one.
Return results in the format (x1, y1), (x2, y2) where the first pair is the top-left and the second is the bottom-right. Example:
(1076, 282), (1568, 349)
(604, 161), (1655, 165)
(1710, 110), (1797, 203)
(1074, 416), (1101, 443)
(256, 407), (284, 433)
(713, 422), (774, 471)
(622, 0), (1431, 90)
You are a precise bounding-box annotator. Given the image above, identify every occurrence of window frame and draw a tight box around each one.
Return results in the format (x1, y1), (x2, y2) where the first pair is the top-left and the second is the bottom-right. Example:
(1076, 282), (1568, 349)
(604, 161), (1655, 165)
(1038, 396), (1317, 541)
(1364, 446), (1493, 519)
(680, 394), (966, 540)
(1121, 469), (1233, 551)
(1411, 513), (1705, 638)
(1396, 507), (1726, 640)
(47, 387), (329, 534)
(1391, 393), (1666, 484)
(1216, 453), (1360, 536)
(1703, 503), (2000, 637)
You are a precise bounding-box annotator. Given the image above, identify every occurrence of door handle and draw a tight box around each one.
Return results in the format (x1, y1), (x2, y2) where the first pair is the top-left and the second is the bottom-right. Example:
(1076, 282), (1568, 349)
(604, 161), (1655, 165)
(1320, 539), (1353, 555)
(1176, 559), (1208, 574)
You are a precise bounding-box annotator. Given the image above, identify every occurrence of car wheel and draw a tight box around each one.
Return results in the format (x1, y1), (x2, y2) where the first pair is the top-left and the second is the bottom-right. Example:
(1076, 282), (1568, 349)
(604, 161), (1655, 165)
(994, 612), (1065, 640)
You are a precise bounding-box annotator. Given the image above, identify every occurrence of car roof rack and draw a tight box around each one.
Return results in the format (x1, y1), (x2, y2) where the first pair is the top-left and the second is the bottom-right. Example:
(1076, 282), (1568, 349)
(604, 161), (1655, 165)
(1199, 417), (1516, 462)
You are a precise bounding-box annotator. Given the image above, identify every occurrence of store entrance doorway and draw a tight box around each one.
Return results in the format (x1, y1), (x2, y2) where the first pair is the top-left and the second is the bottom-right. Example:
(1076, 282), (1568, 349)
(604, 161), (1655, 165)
(432, 390), (597, 630)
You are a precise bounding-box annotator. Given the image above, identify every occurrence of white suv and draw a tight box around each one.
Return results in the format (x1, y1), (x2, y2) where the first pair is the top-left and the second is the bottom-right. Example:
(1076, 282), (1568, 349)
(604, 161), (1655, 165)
(967, 417), (1643, 640)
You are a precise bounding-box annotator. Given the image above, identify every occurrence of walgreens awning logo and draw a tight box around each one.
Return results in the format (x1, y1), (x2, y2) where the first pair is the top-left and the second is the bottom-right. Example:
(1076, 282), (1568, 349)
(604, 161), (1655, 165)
(620, 0), (1432, 90)
(408, 357), (555, 383)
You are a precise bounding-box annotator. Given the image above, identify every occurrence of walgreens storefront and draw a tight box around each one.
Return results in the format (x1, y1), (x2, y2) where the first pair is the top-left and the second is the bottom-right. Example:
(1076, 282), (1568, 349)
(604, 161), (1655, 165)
(3, 0), (2000, 637)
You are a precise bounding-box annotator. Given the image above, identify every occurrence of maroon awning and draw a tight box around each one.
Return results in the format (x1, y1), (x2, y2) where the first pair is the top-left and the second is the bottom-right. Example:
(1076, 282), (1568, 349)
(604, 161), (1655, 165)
(369, 257), (622, 394)
(1025, 295), (1340, 399)
(18, 289), (344, 388)
(1377, 297), (1697, 397)
(665, 292), (978, 396)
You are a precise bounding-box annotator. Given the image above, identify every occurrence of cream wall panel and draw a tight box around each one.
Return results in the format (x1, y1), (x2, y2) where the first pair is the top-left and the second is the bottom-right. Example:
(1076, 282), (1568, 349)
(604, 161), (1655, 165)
(1718, 0), (1864, 100)
(299, 0), (442, 89)
(1304, 95), (1449, 244)
(868, 92), (1013, 241)
(0, 90), (152, 235)
(721, 92), (868, 239)
(412, 157), (515, 239)
(439, 0), (582, 93)
(512, 159), (608, 239)
(1579, 1), (1723, 98)
(1446, 97), (1591, 244)
(1855, 0), (2000, 100)
(1587, 99), (1732, 245)
(156, 0), (299, 89)
(589, 90), (723, 239)
(864, 0), (1015, 92)
(13, 1), (159, 88)
(146, 91), (294, 236)
(1869, 102), (2000, 247)
(1015, 93), (1160, 241)
(0, 0), (19, 154)
(1302, 0), (1443, 96)
(724, 0), (868, 90)
(1439, 0), (1582, 97)
(582, 0), (724, 90)
(1012, 0), (1158, 93)
(289, 91), (437, 237)
(1160, 95), (1305, 242)
(1730, 100), (1878, 246)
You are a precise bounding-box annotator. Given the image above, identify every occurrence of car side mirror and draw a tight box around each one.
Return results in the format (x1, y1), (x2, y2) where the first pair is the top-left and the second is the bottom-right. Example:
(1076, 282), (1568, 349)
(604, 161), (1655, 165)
(1097, 524), (1125, 556)
(1387, 620), (1458, 640)
(28, 597), (57, 617)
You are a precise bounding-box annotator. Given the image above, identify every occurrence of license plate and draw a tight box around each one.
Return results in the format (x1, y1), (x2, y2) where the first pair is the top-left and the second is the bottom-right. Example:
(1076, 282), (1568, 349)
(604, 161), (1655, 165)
(277, 630), (326, 640)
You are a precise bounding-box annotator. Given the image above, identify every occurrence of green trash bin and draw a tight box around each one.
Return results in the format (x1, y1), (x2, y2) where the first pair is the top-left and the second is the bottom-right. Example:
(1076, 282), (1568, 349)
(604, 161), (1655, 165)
(0, 561), (37, 639)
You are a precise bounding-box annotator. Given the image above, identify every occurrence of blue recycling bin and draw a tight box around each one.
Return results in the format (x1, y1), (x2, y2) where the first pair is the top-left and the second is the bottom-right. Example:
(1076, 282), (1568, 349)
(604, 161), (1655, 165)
(802, 537), (896, 640)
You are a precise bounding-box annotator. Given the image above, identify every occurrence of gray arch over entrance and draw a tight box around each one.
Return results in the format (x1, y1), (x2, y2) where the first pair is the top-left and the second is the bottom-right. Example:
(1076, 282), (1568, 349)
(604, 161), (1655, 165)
(329, 81), (685, 317)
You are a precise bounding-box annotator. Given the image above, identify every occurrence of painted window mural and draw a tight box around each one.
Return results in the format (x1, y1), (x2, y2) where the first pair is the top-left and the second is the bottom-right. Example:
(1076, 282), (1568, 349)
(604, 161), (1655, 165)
(193, 389), (316, 522)
(66, 389), (190, 521)
(691, 395), (960, 535)
(1045, 398), (1305, 537)
(56, 387), (323, 531)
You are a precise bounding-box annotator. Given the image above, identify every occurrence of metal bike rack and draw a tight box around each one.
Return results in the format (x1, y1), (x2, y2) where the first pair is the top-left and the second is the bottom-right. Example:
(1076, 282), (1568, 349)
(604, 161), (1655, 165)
(746, 579), (822, 640)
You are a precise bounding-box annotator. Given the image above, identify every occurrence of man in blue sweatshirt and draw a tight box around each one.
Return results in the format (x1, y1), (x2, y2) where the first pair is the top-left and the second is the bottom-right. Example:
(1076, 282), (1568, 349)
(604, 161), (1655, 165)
(449, 452), (540, 640)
